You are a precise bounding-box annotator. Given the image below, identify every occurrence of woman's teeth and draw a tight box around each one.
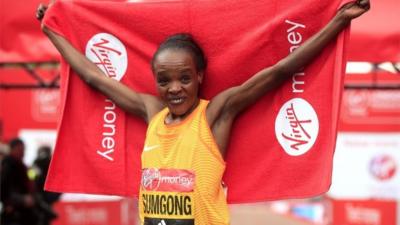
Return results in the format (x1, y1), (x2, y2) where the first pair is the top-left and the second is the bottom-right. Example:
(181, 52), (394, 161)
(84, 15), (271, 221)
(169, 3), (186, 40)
(171, 98), (183, 104)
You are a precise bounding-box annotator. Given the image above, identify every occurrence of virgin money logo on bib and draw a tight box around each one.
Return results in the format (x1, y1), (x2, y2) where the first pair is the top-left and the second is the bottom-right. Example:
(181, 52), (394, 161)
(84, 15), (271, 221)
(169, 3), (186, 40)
(275, 98), (319, 156)
(141, 168), (195, 192)
(142, 168), (161, 191)
(85, 33), (127, 81)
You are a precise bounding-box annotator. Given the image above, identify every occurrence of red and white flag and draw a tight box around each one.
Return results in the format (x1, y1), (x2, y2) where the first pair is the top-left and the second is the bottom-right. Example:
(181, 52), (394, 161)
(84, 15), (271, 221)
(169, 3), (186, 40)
(44, 0), (350, 203)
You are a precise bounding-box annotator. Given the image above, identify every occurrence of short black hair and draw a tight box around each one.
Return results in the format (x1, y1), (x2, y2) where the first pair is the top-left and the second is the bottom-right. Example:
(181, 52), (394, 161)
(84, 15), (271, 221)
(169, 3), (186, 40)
(151, 33), (207, 72)
(9, 138), (24, 150)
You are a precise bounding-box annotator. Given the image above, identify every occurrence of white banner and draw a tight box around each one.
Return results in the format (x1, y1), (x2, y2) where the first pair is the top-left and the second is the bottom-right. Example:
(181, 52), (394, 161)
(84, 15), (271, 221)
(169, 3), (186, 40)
(328, 132), (400, 199)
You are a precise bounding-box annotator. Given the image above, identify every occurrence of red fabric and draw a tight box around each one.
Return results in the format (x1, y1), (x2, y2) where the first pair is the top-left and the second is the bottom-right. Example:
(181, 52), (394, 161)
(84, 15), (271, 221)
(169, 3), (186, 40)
(44, 0), (350, 203)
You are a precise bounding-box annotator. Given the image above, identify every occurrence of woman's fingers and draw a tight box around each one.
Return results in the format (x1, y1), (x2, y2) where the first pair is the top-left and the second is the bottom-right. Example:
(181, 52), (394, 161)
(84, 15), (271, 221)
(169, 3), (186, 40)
(358, 0), (370, 10)
(36, 3), (48, 21)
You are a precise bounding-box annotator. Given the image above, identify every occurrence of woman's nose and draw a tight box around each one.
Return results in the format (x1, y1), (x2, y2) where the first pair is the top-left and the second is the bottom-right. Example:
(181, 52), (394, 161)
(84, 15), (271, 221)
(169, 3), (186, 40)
(168, 81), (182, 94)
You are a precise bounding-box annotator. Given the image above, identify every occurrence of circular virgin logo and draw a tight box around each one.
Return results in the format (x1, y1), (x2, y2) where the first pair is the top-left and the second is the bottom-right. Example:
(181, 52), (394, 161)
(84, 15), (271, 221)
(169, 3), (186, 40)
(141, 168), (161, 191)
(85, 33), (127, 81)
(275, 98), (319, 156)
(369, 154), (397, 181)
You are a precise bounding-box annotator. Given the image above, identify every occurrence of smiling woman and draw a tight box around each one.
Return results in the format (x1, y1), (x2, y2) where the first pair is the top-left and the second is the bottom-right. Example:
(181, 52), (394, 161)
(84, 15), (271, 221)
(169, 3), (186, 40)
(36, 1), (370, 224)
(153, 43), (203, 122)
(151, 34), (205, 123)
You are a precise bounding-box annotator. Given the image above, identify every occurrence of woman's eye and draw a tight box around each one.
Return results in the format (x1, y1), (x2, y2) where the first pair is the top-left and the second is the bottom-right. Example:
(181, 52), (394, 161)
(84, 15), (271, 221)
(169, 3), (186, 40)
(181, 75), (191, 83)
(157, 78), (169, 86)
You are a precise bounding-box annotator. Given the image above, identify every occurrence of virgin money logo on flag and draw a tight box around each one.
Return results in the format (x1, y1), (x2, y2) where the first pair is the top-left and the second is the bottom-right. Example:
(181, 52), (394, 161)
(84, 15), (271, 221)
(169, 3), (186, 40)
(85, 33), (128, 81)
(84, 33), (129, 162)
(275, 98), (319, 156)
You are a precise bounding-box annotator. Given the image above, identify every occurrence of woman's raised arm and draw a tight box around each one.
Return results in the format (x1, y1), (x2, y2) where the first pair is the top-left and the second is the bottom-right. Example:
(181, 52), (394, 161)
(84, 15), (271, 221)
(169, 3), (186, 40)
(207, 0), (370, 153)
(37, 4), (164, 122)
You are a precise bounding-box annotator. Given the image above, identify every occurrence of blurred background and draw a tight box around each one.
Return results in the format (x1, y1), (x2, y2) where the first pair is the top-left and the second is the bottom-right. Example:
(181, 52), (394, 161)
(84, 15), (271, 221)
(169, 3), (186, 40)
(1, 0), (399, 225)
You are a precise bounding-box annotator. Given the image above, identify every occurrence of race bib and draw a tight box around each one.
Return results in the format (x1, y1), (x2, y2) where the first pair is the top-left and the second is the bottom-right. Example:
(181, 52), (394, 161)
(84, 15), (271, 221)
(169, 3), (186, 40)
(141, 168), (195, 225)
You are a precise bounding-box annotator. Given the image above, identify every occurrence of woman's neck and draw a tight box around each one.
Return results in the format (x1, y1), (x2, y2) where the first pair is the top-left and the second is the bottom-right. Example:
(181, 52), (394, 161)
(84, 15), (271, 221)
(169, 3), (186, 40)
(165, 98), (200, 125)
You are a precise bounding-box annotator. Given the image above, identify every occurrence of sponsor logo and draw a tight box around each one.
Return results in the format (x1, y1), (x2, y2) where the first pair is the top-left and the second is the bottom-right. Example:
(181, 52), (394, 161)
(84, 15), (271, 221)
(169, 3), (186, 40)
(142, 168), (162, 191)
(275, 98), (319, 156)
(32, 89), (60, 122)
(285, 19), (307, 94)
(369, 154), (397, 181)
(141, 169), (195, 192)
(85, 33), (127, 81)
(85, 33), (127, 161)
(144, 145), (160, 152)
(345, 204), (381, 225)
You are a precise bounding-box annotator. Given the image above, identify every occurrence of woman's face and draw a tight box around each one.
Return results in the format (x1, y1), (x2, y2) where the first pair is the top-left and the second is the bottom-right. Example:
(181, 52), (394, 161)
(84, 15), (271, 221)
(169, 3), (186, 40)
(153, 49), (203, 117)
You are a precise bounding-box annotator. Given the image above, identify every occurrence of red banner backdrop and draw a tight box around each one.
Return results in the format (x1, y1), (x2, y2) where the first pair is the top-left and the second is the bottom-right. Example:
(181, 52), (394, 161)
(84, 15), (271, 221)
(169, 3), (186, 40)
(0, 0), (59, 63)
(0, 68), (59, 141)
(339, 73), (400, 132)
(347, 0), (400, 62)
(52, 199), (137, 225)
(0, 0), (126, 63)
(2, 0), (397, 63)
(331, 199), (398, 225)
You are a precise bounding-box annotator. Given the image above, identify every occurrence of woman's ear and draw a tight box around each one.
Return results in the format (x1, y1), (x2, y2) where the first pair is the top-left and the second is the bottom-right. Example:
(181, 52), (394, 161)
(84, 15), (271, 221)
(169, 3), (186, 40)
(197, 71), (204, 84)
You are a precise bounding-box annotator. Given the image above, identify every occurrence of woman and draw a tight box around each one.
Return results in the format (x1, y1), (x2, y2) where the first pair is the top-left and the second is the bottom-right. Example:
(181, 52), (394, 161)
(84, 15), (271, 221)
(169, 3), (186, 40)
(37, 1), (369, 224)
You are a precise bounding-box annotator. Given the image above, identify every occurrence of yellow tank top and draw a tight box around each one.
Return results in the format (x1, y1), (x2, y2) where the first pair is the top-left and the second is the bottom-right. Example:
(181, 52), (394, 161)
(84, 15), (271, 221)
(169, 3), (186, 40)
(139, 99), (230, 225)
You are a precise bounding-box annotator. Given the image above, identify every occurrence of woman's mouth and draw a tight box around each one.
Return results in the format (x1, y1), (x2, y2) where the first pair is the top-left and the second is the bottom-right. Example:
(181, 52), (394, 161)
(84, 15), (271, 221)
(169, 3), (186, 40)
(169, 97), (185, 105)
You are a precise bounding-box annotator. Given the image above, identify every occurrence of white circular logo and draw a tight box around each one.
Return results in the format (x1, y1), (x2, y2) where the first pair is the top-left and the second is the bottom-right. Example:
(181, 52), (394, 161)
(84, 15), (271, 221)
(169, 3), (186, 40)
(85, 33), (127, 81)
(369, 154), (397, 181)
(141, 168), (161, 191)
(275, 98), (319, 156)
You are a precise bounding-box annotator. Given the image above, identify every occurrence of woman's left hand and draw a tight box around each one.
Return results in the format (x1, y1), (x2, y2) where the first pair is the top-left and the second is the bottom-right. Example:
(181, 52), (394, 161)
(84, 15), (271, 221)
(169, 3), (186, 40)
(338, 0), (370, 21)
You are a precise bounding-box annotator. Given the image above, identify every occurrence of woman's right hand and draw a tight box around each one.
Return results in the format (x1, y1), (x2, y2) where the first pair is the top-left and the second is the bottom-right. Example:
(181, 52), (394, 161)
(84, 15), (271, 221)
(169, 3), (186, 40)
(36, 3), (49, 30)
(36, 4), (48, 21)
